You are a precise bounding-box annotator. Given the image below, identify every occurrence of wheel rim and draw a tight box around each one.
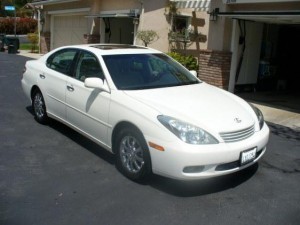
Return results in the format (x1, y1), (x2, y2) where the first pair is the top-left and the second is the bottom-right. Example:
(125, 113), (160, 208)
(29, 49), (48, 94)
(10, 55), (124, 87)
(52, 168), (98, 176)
(120, 135), (144, 174)
(33, 93), (45, 119)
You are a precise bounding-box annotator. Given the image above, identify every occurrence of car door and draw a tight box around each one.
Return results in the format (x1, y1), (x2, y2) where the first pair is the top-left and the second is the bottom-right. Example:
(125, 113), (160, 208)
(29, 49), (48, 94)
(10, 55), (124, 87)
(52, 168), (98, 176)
(65, 50), (111, 147)
(40, 48), (78, 121)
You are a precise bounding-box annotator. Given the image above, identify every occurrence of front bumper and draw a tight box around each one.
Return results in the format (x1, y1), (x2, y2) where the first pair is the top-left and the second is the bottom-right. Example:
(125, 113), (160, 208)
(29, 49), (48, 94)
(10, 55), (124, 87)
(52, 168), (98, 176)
(147, 122), (269, 180)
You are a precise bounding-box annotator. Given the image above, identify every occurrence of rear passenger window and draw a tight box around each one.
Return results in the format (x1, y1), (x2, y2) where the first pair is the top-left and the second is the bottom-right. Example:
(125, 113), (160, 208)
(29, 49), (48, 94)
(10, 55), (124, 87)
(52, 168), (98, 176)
(46, 49), (77, 75)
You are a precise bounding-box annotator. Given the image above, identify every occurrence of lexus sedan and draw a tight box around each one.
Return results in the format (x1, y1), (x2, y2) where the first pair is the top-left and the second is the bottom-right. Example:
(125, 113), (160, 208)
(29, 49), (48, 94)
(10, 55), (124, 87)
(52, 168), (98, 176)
(22, 44), (269, 181)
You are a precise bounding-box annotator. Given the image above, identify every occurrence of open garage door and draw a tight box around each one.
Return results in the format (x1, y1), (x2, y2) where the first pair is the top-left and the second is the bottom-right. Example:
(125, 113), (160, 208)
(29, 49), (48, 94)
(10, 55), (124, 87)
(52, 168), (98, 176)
(220, 11), (300, 90)
(52, 15), (88, 49)
(219, 11), (300, 112)
(96, 10), (139, 45)
(101, 17), (134, 44)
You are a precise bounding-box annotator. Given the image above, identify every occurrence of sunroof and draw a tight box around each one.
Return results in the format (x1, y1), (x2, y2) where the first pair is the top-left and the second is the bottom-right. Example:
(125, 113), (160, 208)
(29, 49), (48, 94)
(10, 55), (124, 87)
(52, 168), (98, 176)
(92, 44), (147, 50)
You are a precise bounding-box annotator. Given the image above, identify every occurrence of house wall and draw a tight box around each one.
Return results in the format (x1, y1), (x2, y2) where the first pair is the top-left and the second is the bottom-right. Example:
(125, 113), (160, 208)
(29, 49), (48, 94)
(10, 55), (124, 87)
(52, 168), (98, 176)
(196, 0), (232, 89)
(138, 0), (169, 52)
(39, 0), (210, 54)
(37, 0), (300, 91)
(98, 0), (139, 10)
(139, 1), (210, 53)
(207, 0), (230, 52)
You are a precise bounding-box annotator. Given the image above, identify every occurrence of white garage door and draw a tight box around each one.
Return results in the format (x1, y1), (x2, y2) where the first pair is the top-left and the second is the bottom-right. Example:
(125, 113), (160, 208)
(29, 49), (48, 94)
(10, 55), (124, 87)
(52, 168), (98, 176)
(53, 15), (88, 49)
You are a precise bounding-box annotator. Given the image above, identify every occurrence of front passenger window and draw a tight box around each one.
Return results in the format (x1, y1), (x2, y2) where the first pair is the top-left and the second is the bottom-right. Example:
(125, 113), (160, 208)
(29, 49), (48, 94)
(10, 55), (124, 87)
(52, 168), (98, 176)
(75, 52), (104, 82)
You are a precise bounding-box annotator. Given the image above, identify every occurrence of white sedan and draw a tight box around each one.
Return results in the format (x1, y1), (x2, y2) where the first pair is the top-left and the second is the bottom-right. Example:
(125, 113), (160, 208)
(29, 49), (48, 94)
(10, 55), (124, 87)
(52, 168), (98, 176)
(22, 44), (269, 181)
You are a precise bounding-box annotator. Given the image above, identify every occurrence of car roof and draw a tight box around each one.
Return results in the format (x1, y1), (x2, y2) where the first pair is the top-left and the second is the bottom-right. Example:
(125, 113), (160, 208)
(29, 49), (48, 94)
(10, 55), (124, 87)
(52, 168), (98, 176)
(61, 44), (162, 55)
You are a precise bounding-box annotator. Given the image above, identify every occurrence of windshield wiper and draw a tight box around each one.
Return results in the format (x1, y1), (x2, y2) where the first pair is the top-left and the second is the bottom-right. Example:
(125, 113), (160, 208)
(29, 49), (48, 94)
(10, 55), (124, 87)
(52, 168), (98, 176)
(121, 81), (201, 90)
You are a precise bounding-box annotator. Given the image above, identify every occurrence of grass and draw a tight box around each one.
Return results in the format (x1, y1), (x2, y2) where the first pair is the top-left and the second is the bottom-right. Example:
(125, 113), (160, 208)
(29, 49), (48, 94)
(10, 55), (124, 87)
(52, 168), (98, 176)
(20, 43), (39, 53)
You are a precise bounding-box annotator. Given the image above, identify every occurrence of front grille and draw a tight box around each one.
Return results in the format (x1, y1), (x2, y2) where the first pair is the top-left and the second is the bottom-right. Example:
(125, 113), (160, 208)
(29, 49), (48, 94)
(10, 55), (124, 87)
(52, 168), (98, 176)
(220, 125), (255, 143)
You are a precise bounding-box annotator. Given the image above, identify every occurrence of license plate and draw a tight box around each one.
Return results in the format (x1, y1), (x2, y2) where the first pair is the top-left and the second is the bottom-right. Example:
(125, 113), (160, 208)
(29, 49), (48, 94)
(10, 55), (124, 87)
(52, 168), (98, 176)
(240, 148), (257, 166)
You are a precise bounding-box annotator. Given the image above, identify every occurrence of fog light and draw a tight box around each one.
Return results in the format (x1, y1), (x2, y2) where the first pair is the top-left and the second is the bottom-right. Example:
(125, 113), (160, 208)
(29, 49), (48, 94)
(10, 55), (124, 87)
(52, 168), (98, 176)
(183, 166), (205, 173)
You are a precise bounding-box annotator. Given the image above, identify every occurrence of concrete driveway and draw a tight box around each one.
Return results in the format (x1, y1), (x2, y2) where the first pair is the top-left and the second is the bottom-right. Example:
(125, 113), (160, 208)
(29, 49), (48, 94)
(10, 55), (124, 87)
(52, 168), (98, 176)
(0, 52), (299, 225)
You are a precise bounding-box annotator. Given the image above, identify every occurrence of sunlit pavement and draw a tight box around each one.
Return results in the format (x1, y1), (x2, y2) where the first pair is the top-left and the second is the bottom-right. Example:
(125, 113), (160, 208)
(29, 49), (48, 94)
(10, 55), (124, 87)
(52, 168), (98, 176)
(0, 52), (299, 225)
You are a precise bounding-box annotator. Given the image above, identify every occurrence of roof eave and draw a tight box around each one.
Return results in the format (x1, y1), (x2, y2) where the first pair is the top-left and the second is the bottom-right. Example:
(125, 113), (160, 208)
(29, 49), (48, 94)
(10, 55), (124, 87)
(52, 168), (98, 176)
(31, 0), (80, 6)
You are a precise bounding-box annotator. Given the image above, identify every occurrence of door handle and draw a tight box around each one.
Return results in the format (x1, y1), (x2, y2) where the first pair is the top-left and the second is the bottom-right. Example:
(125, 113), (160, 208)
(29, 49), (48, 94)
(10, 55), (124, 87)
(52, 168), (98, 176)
(67, 85), (74, 92)
(39, 74), (45, 79)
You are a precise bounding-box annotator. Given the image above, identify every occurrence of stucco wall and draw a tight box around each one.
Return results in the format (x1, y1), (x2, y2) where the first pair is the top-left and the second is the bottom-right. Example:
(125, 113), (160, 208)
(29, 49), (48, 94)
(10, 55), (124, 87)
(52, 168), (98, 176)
(207, 0), (230, 52)
(39, 0), (211, 53)
(98, 0), (139, 11)
(138, 0), (169, 52)
(140, 1), (210, 53)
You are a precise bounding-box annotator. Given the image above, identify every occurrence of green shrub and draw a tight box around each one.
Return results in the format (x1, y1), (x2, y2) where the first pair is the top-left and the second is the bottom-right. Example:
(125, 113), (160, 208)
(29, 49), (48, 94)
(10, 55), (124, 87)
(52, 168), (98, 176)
(167, 52), (199, 71)
(27, 32), (39, 53)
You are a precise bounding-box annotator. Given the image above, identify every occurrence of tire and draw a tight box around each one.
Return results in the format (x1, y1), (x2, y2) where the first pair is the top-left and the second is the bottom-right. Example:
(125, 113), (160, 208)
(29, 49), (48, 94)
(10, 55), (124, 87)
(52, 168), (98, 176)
(32, 90), (48, 124)
(115, 127), (152, 181)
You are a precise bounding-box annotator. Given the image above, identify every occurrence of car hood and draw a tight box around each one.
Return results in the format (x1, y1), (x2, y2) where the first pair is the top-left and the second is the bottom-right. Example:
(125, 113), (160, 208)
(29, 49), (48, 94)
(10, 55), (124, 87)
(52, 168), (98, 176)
(124, 83), (255, 133)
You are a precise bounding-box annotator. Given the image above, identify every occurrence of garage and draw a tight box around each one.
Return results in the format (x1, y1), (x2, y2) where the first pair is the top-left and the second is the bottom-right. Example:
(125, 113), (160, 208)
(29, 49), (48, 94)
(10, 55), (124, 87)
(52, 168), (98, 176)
(101, 17), (134, 44)
(52, 15), (88, 49)
(98, 10), (140, 45)
(219, 11), (300, 102)
(258, 24), (300, 93)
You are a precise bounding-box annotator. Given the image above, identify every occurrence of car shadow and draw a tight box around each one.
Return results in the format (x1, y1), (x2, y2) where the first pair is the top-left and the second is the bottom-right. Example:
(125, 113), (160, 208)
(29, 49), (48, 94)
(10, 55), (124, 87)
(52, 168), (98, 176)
(26, 106), (115, 165)
(26, 105), (259, 197)
(267, 122), (300, 141)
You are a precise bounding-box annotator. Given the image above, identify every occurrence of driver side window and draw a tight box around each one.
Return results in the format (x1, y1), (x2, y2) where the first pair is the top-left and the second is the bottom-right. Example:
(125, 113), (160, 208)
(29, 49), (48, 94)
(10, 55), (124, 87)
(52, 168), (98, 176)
(75, 52), (104, 82)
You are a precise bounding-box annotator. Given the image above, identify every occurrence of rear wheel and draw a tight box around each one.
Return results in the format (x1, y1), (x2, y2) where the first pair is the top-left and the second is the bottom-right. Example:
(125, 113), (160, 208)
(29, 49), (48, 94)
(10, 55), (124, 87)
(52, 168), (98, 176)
(115, 127), (152, 181)
(32, 90), (48, 124)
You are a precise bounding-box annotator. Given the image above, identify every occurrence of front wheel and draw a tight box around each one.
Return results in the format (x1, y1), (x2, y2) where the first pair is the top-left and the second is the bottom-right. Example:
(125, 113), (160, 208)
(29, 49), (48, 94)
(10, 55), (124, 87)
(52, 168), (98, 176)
(32, 90), (48, 124)
(115, 128), (152, 181)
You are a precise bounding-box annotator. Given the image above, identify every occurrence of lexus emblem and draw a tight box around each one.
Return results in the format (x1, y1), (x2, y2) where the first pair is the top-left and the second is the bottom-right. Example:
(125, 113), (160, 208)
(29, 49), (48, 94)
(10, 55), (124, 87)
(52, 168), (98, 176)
(234, 118), (242, 123)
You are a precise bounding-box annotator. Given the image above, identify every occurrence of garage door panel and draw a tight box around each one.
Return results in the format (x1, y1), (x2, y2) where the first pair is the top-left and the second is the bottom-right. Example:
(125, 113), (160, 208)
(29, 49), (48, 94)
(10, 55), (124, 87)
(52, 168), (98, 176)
(53, 15), (88, 49)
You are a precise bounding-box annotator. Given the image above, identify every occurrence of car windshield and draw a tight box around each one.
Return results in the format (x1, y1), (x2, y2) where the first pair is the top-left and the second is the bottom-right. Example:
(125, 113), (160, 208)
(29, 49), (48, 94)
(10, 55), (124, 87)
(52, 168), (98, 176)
(102, 54), (200, 90)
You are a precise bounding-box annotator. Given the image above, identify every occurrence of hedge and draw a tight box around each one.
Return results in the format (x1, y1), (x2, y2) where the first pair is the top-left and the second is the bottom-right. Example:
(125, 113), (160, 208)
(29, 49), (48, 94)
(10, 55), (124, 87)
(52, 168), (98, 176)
(0, 17), (37, 35)
(167, 52), (199, 71)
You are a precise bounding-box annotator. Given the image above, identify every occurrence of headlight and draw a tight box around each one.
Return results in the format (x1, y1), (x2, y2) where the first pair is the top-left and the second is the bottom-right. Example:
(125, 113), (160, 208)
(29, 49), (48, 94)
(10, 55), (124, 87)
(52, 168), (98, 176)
(157, 115), (218, 145)
(250, 104), (264, 130)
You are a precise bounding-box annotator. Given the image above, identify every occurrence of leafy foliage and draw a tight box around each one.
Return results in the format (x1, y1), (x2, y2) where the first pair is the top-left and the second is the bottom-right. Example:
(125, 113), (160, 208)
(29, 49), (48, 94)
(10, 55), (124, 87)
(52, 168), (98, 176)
(165, 0), (178, 15)
(27, 31), (38, 52)
(167, 52), (199, 71)
(0, 17), (37, 34)
(137, 30), (159, 47)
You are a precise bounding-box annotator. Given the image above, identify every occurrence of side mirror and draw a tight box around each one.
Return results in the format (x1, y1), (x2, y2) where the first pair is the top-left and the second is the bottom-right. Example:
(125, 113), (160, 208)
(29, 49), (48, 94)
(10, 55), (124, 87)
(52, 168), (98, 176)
(84, 77), (110, 92)
(189, 70), (197, 77)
